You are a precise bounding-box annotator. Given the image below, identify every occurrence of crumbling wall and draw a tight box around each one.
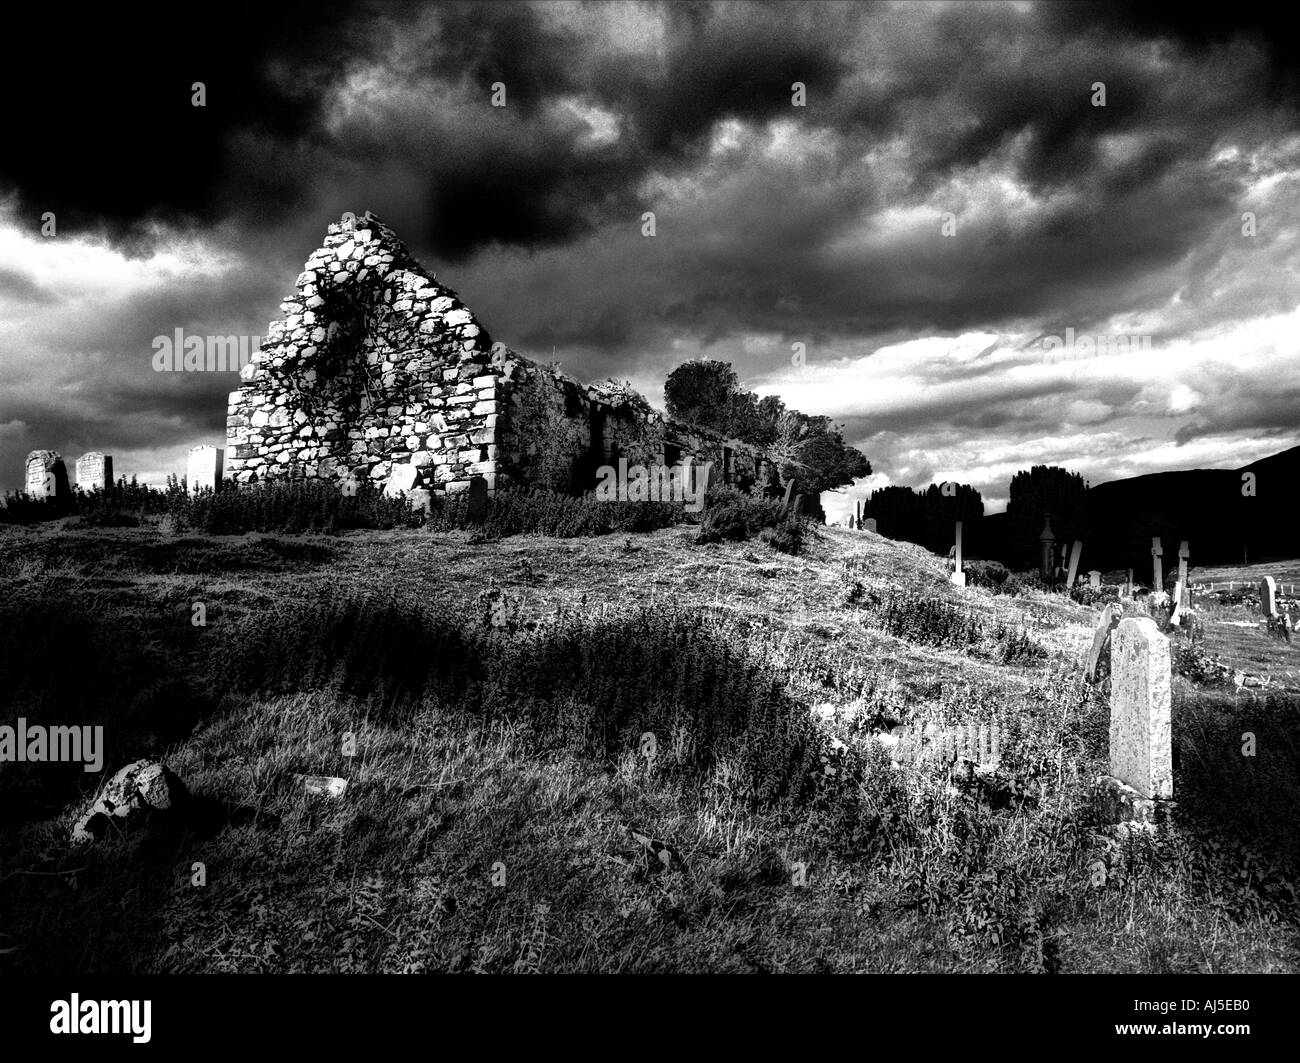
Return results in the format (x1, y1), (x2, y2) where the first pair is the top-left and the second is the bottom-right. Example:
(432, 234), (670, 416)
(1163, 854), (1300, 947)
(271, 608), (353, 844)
(226, 211), (778, 501)
(226, 212), (501, 494)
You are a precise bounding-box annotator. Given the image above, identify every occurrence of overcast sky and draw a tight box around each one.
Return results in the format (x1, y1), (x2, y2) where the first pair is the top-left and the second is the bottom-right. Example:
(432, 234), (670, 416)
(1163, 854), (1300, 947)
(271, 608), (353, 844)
(2, 1), (1297, 519)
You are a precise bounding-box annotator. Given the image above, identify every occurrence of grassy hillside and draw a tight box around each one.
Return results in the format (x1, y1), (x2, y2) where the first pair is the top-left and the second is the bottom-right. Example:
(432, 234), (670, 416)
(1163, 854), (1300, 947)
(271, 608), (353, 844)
(1, 520), (1298, 973)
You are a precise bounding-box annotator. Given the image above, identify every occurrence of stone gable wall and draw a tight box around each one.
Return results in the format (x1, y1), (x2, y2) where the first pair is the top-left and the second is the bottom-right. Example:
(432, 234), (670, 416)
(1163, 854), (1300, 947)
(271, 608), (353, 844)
(226, 211), (777, 500)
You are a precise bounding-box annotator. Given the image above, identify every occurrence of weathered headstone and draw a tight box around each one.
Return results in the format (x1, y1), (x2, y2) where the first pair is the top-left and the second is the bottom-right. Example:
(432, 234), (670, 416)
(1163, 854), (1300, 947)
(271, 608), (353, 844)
(1108, 617), (1173, 801)
(187, 445), (224, 494)
(1260, 576), (1278, 618)
(1066, 540), (1083, 589)
(467, 476), (488, 521)
(1177, 541), (1189, 603)
(950, 521), (966, 586)
(863, 517), (877, 533)
(1151, 537), (1163, 594)
(1088, 569), (1101, 590)
(24, 450), (70, 501)
(782, 480), (797, 513)
(75, 452), (113, 492)
(1085, 603), (1122, 681)
(1170, 580), (1183, 627)
(385, 462), (419, 498)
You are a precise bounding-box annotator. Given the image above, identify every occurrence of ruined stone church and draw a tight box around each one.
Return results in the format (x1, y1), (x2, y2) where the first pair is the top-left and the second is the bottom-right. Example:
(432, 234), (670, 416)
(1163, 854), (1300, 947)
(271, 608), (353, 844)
(226, 212), (776, 501)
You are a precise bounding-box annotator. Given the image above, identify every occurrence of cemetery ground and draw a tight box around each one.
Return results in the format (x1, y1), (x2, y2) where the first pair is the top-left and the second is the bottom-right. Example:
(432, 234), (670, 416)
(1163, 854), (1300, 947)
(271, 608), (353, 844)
(2, 520), (1299, 974)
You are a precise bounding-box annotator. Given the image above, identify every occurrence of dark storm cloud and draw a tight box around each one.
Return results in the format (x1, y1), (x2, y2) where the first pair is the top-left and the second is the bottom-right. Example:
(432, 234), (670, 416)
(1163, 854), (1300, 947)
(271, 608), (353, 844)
(3, 1), (1299, 499)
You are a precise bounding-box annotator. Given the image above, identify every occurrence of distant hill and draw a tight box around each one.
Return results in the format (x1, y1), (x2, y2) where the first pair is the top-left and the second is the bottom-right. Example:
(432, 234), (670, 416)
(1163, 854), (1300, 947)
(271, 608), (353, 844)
(965, 443), (1298, 576)
(1079, 443), (1299, 574)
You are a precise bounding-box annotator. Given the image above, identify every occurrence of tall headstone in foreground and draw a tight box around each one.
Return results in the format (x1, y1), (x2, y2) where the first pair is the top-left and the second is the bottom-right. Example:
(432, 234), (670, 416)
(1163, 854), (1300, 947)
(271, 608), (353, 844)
(1260, 576), (1278, 619)
(950, 521), (966, 587)
(1151, 537), (1163, 595)
(1066, 540), (1083, 589)
(25, 450), (70, 501)
(76, 452), (113, 492)
(1109, 617), (1173, 801)
(187, 445), (224, 494)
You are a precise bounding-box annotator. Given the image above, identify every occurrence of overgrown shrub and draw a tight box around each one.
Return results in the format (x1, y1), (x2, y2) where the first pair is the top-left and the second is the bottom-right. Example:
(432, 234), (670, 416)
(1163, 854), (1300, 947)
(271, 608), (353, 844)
(875, 588), (983, 648)
(696, 486), (792, 549)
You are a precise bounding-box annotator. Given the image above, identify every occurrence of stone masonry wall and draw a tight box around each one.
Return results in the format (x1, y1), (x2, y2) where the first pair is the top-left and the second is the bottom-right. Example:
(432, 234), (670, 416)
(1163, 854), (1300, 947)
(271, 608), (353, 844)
(227, 211), (776, 500)
(227, 212), (501, 494)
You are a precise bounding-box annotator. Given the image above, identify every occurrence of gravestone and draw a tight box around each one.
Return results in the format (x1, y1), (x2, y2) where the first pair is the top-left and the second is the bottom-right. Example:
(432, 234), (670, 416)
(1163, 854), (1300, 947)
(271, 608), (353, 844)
(863, 517), (877, 533)
(385, 462), (419, 498)
(24, 450), (69, 502)
(1151, 537), (1163, 594)
(1260, 576), (1278, 619)
(782, 480), (797, 513)
(1039, 518), (1056, 580)
(950, 521), (966, 587)
(1170, 580), (1183, 627)
(467, 476), (488, 521)
(1085, 603), (1121, 681)
(1109, 617), (1173, 801)
(1088, 570), (1101, 590)
(187, 445), (224, 494)
(792, 493), (805, 517)
(1125, 568), (1134, 597)
(1177, 541), (1189, 604)
(75, 452), (113, 492)
(1066, 541), (1083, 589)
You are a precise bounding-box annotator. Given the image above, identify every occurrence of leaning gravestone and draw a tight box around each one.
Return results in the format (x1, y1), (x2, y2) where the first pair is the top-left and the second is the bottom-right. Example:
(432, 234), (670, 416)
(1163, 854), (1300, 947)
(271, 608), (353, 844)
(1066, 541), (1083, 589)
(385, 462), (419, 498)
(25, 450), (70, 502)
(187, 445), (224, 494)
(1085, 603), (1121, 682)
(1109, 617), (1173, 801)
(1260, 576), (1278, 619)
(75, 452), (113, 492)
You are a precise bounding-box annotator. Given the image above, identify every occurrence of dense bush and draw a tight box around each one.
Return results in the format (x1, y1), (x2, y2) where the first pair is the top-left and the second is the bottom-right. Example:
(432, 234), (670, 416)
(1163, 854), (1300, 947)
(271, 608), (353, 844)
(695, 486), (795, 551)
(876, 589), (984, 648)
(2, 477), (690, 538)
